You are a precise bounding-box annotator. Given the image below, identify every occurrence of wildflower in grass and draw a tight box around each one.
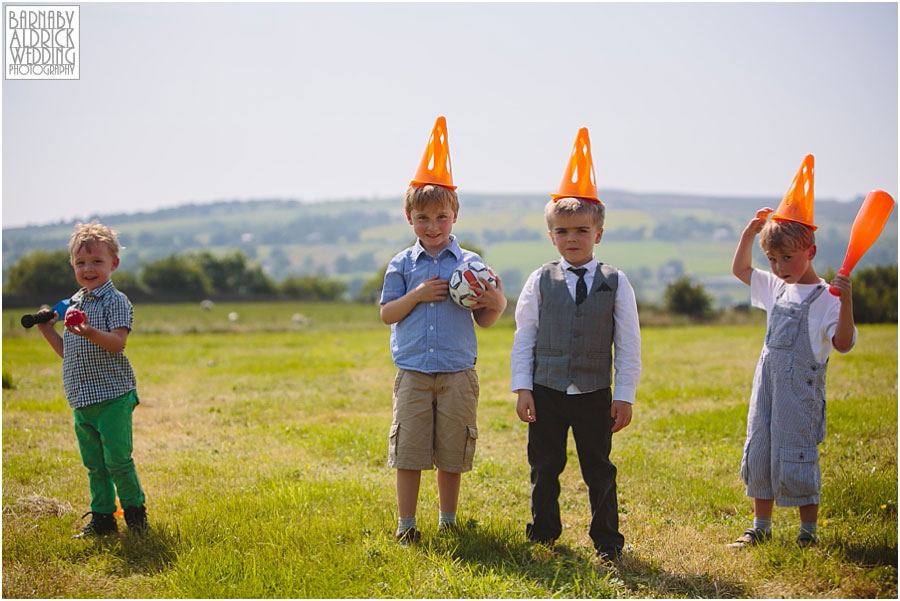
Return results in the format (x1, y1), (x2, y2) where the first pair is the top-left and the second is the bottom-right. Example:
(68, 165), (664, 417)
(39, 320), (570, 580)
(880, 504), (887, 509)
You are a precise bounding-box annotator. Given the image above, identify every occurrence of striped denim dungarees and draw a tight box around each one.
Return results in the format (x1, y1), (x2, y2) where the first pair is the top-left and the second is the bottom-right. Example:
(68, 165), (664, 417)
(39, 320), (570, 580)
(740, 284), (828, 507)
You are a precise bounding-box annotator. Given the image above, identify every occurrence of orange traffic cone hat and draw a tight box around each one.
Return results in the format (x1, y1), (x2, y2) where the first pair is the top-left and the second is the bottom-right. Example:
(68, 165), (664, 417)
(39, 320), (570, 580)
(772, 154), (817, 230)
(410, 116), (456, 190)
(551, 127), (600, 203)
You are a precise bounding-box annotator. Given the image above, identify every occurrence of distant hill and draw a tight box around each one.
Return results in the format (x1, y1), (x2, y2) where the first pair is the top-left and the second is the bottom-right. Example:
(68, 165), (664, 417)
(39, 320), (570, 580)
(3, 191), (896, 305)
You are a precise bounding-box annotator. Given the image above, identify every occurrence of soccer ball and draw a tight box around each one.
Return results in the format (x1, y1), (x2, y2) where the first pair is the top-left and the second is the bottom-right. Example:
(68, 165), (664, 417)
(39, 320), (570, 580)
(449, 261), (497, 309)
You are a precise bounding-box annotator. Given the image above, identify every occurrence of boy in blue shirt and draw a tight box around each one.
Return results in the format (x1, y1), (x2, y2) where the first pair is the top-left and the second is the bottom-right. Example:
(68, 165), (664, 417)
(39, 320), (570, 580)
(36, 222), (147, 538)
(380, 117), (507, 543)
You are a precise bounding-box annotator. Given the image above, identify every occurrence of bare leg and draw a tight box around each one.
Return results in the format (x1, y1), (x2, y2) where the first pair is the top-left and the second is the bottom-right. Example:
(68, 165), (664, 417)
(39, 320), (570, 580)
(754, 498), (775, 518)
(799, 503), (818, 523)
(436, 469), (461, 514)
(397, 469), (421, 518)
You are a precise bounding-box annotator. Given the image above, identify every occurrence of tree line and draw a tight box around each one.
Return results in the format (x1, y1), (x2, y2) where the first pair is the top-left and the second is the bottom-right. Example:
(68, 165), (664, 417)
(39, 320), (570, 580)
(3, 249), (348, 302)
(3, 248), (896, 323)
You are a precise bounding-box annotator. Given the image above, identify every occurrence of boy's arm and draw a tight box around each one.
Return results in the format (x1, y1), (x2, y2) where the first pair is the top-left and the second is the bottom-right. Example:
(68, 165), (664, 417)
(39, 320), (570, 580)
(829, 273), (855, 352)
(36, 312), (64, 358)
(511, 269), (541, 422)
(611, 272), (641, 432)
(471, 274), (507, 327)
(732, 208), (772, 286)
(380, 275), (449, 325)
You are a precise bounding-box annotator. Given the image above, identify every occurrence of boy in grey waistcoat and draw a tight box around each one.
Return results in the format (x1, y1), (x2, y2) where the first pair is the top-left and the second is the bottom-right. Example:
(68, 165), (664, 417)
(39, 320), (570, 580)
(510, 128), (641, 560)
(729, 155), (856, 549)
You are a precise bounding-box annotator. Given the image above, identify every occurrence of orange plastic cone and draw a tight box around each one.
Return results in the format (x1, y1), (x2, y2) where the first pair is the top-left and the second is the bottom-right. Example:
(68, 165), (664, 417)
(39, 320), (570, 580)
(772, 154), (817, 230)
(551, 127), (600, 203)
(410, 116), (456, 190)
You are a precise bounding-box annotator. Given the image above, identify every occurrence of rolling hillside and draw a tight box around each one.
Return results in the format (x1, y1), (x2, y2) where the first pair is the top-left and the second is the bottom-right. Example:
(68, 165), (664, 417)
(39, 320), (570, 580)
(3, 190), (897, 305)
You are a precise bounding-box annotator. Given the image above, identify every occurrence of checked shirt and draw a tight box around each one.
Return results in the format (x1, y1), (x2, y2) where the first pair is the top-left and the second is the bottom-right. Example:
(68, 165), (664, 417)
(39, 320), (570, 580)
(62, 279), (136, 409)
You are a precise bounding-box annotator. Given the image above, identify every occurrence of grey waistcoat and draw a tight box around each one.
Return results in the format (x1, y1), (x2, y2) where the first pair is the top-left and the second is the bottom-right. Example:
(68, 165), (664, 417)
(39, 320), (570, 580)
(533, 261), (618, 392)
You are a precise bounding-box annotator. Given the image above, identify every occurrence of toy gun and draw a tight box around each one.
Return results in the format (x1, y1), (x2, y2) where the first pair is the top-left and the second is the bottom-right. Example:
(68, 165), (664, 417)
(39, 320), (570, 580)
(20, 299), (70, 329)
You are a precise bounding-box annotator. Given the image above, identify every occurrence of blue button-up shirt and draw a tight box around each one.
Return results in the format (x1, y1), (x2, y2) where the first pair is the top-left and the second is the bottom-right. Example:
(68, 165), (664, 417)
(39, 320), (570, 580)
(62, 279), (137, 409)
(381, 235), (481, 373)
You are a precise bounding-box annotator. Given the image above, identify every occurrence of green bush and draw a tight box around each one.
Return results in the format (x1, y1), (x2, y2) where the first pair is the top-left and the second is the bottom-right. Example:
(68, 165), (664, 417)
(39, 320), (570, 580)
(824, 264), (897, 324)
(142, 254), (212, 296)
(664, 276), (713, 318)
(3, 249), (73, 296)
(279, 276), (346, 301)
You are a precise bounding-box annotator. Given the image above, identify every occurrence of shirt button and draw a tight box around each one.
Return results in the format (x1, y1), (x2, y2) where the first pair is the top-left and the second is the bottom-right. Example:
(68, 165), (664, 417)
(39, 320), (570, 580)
(430, 303), (434, 307)
(429, 325), (434, 330)
(433, 260), (437, 264)
(429, 348), (434, 353)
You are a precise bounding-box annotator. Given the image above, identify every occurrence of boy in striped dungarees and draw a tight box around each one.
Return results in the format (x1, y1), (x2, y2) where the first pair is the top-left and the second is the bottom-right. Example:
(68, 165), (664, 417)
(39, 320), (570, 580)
(729, 202), (856, 549)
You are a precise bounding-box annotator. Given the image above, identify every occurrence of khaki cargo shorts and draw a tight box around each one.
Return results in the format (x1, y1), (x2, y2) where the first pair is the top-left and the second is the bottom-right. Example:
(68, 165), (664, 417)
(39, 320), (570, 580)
(387, 368), (479, 473)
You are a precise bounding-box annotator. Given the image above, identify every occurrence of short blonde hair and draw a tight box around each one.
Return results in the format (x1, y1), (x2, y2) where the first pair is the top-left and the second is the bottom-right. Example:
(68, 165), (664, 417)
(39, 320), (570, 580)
(69, 221), (122, 260)
(759, 219), (815, 253)
(404, 184), (459, 216)
(545, 197), (606, 229)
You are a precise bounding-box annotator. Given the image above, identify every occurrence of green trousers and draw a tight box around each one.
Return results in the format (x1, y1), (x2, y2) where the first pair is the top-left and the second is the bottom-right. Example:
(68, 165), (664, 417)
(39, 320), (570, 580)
(73, 389), (145, 513)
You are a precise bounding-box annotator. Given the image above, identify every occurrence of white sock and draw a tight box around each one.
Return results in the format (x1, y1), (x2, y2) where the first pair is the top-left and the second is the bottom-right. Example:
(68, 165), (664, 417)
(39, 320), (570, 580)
(439, 511), (456, 527)
(398, 516), (417, 533)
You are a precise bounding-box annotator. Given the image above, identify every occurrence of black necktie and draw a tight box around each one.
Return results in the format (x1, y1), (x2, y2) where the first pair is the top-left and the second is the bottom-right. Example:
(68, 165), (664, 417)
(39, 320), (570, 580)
(568, 267), (588, 305)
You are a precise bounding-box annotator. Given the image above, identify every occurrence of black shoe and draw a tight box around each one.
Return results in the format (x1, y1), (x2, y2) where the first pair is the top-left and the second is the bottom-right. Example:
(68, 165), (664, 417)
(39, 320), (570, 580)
(525, 523), (557, 545)
(395, 527), (421, 546)
(123, 505), (148, 532)
(73, 511), (117, 538)
(595, 546), (622, 561)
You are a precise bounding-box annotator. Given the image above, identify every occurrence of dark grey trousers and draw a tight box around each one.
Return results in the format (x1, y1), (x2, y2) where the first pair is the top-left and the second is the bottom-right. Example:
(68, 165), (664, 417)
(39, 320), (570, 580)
(527, 384), (624, 551)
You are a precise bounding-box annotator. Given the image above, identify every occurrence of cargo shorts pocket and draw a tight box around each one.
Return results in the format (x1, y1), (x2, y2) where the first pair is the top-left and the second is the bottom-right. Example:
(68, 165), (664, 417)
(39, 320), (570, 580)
(778, 446), (820, 498)
(462, 425), (478, 470)
(387, 423), (400, 465)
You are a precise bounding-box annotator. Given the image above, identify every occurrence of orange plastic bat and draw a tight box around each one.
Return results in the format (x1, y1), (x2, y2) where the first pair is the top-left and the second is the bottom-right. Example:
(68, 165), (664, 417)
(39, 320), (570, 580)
(829, 189), (895, 296)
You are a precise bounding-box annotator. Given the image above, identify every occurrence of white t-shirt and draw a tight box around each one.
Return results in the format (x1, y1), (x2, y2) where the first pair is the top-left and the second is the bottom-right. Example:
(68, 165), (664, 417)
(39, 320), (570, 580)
(750, 269), (857, 363)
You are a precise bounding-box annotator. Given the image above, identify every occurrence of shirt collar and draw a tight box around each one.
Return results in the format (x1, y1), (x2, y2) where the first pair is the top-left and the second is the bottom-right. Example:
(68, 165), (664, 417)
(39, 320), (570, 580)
(559, 256), (598, 273)
(80, 279), (115, 299)
(412, 234), (462, 261)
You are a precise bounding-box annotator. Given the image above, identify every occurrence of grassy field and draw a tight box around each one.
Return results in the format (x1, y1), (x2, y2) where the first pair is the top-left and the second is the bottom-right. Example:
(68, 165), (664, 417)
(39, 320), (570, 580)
(2, 302), (896, 598)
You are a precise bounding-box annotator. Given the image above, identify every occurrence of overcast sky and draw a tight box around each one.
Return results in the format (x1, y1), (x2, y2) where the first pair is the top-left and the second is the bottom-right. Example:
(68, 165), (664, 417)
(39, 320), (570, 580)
(3, 2), (897, 228)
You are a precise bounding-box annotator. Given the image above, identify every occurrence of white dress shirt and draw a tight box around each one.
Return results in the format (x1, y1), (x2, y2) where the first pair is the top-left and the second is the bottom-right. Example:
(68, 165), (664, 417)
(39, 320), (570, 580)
(510, 256), (642, 403)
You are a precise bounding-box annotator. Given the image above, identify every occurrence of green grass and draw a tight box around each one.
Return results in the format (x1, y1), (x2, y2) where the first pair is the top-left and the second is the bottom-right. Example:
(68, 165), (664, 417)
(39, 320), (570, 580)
(2, 303), (896, 598)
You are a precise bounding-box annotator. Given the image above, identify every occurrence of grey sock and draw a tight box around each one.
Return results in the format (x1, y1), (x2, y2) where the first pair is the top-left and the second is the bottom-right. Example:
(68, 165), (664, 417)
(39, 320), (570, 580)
(799, 521), (818, 538)
(397, 516), (417, 533)
(753, 517), (772, 535)
(439, 511), (456, 527)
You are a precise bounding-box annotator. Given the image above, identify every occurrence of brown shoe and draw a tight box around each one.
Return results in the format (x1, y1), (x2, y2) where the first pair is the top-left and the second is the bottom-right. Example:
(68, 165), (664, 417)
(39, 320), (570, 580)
(726, 527), (771, 550)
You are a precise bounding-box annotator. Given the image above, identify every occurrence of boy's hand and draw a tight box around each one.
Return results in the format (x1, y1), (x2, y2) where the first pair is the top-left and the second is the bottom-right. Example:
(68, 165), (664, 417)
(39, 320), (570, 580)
(829, 272), (852, 302)
(414, 275), (449, 303)
(65, 311), (93, 337)
(469, 273), (506, 312)
(610, 400), (632, 433)
(747, 207), (774, 235)
(34, 309), (59, 332)
(516, 389), (536, 423)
